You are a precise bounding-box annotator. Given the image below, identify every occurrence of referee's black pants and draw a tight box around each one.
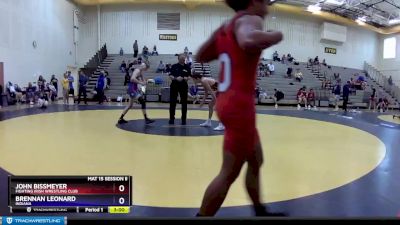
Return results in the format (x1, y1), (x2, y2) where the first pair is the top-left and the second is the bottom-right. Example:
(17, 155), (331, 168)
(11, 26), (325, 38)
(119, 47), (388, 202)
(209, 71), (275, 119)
(169, 81), (188, 123)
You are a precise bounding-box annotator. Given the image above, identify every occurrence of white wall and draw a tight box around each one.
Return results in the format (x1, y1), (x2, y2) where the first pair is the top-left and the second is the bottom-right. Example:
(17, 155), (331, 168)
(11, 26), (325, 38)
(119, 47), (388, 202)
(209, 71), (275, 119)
(377, 34), (400, 85)
(77, 5), (99, 68)
(0, 0), (77, 87)
(78, 4), (379, 70)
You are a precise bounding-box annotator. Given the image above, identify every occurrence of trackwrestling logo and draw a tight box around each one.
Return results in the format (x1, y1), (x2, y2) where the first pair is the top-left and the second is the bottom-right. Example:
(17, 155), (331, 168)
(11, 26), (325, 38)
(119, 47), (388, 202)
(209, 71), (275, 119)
(2, 217), (65, 225)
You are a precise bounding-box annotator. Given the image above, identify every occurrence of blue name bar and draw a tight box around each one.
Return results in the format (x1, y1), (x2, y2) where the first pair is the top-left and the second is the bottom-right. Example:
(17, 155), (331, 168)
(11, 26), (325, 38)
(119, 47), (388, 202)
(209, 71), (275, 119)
(1, 217), (66, 225)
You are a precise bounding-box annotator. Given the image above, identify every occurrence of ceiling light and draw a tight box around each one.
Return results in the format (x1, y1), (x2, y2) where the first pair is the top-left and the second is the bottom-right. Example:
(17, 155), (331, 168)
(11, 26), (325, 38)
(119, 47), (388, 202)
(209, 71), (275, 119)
(325, 0), (344, 5)
(388, 18), (400, 25)
(356, 19), (366, 25)
(357, 16), (367, 22)
(307, 5), (321, 13)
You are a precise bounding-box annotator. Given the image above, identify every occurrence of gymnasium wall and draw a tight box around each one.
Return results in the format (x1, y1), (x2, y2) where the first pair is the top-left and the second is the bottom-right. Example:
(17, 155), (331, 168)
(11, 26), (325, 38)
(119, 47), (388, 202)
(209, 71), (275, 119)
(78, 4), (379, 70)
(377, 34), (400, 85)
(0, 0), (77, 87)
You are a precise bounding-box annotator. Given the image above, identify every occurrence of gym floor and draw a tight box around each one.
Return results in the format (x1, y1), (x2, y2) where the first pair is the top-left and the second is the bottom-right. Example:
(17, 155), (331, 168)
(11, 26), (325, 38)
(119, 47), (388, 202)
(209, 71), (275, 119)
(0, 102), (399, 218)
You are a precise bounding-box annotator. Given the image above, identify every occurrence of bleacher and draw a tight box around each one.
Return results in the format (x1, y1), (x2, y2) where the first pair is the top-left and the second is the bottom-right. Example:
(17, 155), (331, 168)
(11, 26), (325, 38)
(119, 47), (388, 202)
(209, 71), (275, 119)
(86, 53), (397, 108)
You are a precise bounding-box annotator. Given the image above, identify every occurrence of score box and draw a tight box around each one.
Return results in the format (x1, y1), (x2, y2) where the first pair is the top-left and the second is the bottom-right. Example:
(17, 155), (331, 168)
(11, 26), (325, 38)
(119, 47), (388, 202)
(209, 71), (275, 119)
(8, 176), (132, 207)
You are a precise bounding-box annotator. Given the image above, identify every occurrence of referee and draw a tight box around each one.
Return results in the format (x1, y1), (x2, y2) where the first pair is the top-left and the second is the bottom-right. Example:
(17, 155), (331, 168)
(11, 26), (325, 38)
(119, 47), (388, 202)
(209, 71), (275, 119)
(169, 54), (191, 125)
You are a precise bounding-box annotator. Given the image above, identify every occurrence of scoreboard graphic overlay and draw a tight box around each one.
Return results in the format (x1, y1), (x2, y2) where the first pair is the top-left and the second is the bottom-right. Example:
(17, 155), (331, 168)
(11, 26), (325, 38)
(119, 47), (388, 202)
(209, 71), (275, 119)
(8, 176), (132, 214)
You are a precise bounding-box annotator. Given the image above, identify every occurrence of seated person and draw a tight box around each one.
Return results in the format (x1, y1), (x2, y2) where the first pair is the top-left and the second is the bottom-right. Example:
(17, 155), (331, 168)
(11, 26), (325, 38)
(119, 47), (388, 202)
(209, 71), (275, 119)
(321, 78), (332, 89)
(13, 84), (24, 103)
(6, 82), (16, 98)
(272, 51), (279, 61)
(258, 90), (268, 101)
(156, 61), (166, 73)
(37, 92), (49, 109)
(285, 67), (293, 78)
(307, 58), (313, 67)
(297, 87), (307, 110)
(322, 59), (327, 66)
(273, 89), (284, 108)
(165, 64), (172, 74)
(314, 56), (319, 65)
(294, 69), (303, 82)
(281, 54), (286, 64)
(307, 88), (316, 109)
(188, 85), (200, 104)
(287, 53), (294, 62)
(47, 83), (57, 102)
(152, 45), (159, 56)
(120, 60), (127, 73)
(142, 46), (149, 56)
(26, 82), (37, 104)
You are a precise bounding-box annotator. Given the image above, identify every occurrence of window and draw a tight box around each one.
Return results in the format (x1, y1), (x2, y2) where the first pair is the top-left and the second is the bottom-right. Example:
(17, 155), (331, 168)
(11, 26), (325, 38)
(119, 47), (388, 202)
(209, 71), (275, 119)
(157, 13), (180, 30)
(383, 37), (396, 59)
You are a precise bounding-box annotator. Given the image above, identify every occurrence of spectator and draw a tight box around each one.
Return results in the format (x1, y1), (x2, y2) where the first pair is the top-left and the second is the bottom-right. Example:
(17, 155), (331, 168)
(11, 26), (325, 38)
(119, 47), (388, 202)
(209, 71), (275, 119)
(152, 45), (159, 56)
(369, 87), (377, 111)
(62, 74), (69, 105)
(186, 53), (193, 68)
(307, 88), (316, 110)
(314, 56), (319, 65)
(258, 88), (268, 101)
(188, 85), (200, 104)
(50, 75), (58, 97)
(13, 84), (24, 103)
(287, 54), (294, 62)
(156, 61), (166, 73)
(322, 78), (332, 89)
(342, 81), (350, 112)
(281, 54), (286, 64)
(332, 81), (341, 111)
(6, 82), (16, 98)
(37, 75), (46, 91)
(273, 89), (284, 109)
(120, 47), (124, 56)
(67, 71), (75, 102)
(334, 73), (341, 81)
(142, 46), (149, 57)
(105, 71), (111, 89)
(273, 51), (279, 61)
(165, 64), (172, 74)
(133, 40), (139, 58)
(184, 46), (189, 55)
(77, 71), (88, 105)
(308, 58), (313, 67)
(47, 83), (57, 102)
(37, 92), (49, 109)
(285, 67), (293, 78)
(322, 59), (327, 66)
(120, 60), (127, 73)
(388, 75), (393, 86)
(297, 87), (307, 110)
(295, 69), (303, 82)
(26, 82), (36, 105)
(96, 71), (107, 105)
(267, 62), (275, 75)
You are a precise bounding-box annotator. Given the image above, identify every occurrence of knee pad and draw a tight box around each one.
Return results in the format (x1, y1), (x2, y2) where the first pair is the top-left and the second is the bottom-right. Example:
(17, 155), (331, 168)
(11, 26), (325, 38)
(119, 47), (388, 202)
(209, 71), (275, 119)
(138, 98), (146, 109)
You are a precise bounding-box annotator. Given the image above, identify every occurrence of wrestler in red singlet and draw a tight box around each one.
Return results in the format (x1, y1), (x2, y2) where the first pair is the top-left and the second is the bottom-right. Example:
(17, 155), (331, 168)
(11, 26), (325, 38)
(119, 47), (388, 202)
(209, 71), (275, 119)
(196, 0), (285, 217)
